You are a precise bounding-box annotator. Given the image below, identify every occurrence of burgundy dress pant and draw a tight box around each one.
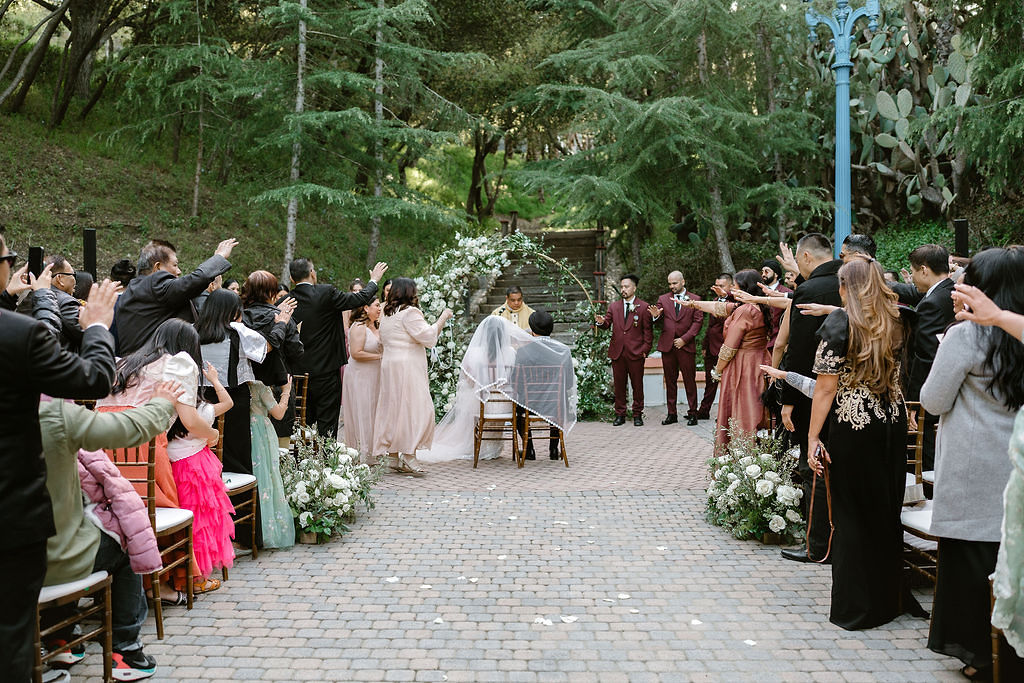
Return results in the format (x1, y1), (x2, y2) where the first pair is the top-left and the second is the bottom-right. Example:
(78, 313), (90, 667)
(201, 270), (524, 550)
(661, 346), (698, 416)
(698, 351), (719, 415)
(612, 357), (645, 416)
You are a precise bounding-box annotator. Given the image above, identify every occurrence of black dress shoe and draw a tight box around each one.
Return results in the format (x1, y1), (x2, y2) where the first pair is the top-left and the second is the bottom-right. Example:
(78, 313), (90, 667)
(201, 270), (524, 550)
(780, 548), (814, 563)
(633, 415), (644, 426)
(695, 412), (710, 421)
(661, 415), (678, 425)
(686, 416), (699, 426)
(612, 415), (626, 426)
(549, 452), (561, 460)
(524, 449), (536, 460)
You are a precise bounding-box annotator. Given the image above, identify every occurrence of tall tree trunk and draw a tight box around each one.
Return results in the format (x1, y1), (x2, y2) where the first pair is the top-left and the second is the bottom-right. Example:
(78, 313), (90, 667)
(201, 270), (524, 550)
(0, 0), (71, 111)
(367, 0), (384, 268)
(191, 101), (204, 217)
(282, 0), (307, 284)
(697, 28), (735, 273)
(466, 128), (499, 221)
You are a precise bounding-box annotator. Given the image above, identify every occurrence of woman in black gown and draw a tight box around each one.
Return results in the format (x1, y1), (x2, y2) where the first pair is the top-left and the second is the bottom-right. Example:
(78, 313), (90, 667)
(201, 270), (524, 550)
(806, 258), (909, 630)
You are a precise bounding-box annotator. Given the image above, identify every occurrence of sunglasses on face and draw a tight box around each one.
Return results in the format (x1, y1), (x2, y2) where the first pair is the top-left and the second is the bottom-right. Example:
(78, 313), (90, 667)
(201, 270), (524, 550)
(0, 252), (18, 266)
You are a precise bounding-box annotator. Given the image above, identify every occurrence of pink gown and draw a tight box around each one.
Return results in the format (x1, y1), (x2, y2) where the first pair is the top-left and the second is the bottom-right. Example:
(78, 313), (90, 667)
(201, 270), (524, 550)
(714, 304), (770, 446)
(343, 322), (381, 463)
(372, 307), (444, 456)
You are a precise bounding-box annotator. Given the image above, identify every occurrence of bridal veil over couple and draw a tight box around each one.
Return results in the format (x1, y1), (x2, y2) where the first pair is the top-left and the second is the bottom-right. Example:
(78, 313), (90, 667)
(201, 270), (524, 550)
(419, 314), (578, 464)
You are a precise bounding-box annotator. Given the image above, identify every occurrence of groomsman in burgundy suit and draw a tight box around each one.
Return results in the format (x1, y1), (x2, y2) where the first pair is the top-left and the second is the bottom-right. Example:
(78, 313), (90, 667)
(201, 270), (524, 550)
(649, 271), (703, 426)
(697, 273), (734, 420)
(595, 274), (653, 426)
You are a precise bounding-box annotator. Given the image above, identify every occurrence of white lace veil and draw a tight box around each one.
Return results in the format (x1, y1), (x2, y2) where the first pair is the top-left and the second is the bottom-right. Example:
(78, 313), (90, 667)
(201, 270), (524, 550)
(418, 316), (578, 463)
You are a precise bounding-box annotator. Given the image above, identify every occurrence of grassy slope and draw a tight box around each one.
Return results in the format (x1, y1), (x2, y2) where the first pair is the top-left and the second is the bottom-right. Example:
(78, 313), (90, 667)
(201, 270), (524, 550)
(0, 89), (554, 287)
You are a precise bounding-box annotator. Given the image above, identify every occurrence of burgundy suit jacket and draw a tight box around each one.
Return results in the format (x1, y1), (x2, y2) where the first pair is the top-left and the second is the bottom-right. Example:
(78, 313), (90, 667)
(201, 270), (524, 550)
(653, 292), (703, 354)
(703, 296), (731, 357)
(597, 298), (653, 361)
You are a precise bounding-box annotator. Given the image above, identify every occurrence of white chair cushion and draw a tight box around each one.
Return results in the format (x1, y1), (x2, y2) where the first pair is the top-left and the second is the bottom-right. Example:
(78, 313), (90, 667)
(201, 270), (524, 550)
(39, 571), (109, 604)
(922, 470), (935, 484)
(222, 472), (257, 490)
(901, 500), (933, 536)
(155, 506), (193, 533)
(903, 531), (937, 552)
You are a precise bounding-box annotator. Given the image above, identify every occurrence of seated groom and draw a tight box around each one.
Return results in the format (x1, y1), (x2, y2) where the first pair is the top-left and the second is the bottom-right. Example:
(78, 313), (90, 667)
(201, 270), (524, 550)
(511, 310), (573, 461)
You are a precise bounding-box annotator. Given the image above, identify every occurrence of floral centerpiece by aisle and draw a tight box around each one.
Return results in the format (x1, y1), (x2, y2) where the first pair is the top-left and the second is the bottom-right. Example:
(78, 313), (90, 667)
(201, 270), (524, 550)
(705, 422), (805, 543)
(280, 429), (383, 542)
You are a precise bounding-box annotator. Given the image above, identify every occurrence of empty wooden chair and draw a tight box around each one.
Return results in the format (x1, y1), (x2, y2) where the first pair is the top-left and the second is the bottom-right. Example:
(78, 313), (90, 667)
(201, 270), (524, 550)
(215, 414), (258, 580)
(106, 439), (194, 639)
(902, 401), (937, 584)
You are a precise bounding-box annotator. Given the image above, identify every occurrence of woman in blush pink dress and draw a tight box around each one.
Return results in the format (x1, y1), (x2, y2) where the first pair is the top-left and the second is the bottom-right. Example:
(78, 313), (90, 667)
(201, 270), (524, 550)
(684, 269), (771, 446)
(343, 298), (382, 463)
(372, 278), (453, 476)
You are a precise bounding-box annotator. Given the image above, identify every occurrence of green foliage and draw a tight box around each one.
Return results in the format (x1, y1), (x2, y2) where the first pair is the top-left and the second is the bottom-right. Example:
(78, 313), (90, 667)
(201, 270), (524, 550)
(873, 219), (953, 272)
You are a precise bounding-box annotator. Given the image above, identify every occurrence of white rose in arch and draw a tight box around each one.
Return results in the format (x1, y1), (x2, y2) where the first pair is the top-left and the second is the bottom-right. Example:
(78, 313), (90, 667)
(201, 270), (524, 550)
(299, 511), (312, 527)
(769, 515), (786, 533)
(763, 471), (781, 484)
(786, 509), (802, 523)
(755, 479), (774, 497)
(738, 456), (754, 467)
(744, 464), (762, 479)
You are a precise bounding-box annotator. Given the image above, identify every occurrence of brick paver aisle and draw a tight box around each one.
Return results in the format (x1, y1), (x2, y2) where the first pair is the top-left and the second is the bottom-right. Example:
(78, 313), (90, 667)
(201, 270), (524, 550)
(74, 407), (960, 682)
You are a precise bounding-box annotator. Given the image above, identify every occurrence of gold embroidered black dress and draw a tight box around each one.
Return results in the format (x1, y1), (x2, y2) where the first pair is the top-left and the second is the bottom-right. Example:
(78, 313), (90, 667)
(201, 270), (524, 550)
(813, 309), (908, 630)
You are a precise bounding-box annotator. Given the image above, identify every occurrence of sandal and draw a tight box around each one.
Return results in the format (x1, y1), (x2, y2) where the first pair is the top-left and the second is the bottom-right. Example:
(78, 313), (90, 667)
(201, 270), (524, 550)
(146, 589), (187, 606)
(193, 577), (221, 594)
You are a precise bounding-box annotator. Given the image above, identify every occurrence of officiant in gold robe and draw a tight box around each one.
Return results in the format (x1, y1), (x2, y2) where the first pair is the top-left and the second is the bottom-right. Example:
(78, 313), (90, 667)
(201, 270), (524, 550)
(491, 286), (535, 332)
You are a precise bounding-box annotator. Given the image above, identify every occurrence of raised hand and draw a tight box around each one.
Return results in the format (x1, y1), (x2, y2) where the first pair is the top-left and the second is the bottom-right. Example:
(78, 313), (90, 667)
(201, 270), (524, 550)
(900, 267), (913, 285)
(370, 262), (389, 283)
(78, 279), (118, 329)
(5, 264), (31, 297)
(649, 305), (662, 318)
(777, 242), (798, 275)
(215, 238), (239, 259)
(797, 303), (837, 317)
(732, 288), (757, 304)
(757, 282), (786, 297)
(759, 364), (786, 381)
(594, 313), (606, 325)
(30, 263), (54, 291)
(274, 296), (297, 323)
(202, 361), (221, 385)
(953, 284), (1001, 325)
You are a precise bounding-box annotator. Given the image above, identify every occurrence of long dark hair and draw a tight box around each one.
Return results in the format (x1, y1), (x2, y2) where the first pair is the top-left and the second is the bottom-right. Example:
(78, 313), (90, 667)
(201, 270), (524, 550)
(384, 277), (418, 316)
(113, 319), (202, 395)
(350, 299), (379, 329)
(733, 269), (772, 334)
(196, 289), (241, 344)
(962, 246), (1024, 410)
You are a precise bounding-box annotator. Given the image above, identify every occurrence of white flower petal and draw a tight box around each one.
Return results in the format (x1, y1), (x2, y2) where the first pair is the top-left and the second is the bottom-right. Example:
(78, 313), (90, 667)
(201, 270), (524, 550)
(617, 593), (631, 600)
(385, 577), (399, 583)
(433, 617), (444, 624)
(744, 640), (757, 646)
(690, 619), (702, 625)
(560, 615), (578, 623)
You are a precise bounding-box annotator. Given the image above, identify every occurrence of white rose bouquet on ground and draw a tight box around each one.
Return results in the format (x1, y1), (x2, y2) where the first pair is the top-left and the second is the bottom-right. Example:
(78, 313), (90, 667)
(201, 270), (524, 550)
(280, 429), (383, 540)
(705, 421), (805, 543)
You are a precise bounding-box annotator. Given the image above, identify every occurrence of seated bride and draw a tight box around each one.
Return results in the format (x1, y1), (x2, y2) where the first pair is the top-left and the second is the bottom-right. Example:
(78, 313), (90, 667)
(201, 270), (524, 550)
(418, 315), (577, 463)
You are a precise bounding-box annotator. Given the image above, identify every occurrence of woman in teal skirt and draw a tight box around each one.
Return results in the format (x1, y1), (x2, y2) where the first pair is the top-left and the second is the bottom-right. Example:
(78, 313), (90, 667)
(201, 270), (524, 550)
(250, 380), (295, 548)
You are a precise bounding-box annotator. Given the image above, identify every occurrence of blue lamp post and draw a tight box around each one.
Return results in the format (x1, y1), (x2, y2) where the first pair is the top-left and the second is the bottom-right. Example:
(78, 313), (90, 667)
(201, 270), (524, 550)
(803, 0), (880, 256)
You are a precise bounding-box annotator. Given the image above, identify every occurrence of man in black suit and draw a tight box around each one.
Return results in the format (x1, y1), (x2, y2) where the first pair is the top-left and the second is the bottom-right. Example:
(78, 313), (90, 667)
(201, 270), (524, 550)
(0, 233), (120, 683)
(778, 233), (843, 563)
(890, 243), (955, 470)
(289, 258), (387, 439)
(17, 255), (83, 351)
(113, 238), (236, 355)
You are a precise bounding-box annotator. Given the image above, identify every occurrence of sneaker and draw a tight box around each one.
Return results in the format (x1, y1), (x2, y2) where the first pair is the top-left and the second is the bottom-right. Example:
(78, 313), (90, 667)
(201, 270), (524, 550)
(46, 639), (85, 668)
(41, 669), (71, 683)
(112, 649), (156, 681)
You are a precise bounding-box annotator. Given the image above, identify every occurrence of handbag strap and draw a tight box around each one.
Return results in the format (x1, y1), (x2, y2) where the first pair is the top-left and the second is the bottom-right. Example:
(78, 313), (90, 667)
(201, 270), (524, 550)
(806, 458), (834, 563)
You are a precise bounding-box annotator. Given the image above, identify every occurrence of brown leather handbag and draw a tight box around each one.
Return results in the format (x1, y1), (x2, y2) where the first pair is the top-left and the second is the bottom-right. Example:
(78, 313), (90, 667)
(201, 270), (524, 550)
(806, 445), (834, 563)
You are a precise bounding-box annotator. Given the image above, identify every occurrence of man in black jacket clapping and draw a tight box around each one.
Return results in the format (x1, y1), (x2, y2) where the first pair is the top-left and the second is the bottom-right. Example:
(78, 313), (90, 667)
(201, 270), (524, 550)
(113, 238), (237, 355)
(0, 232), (120, 683)
(289, 258), (386, 439)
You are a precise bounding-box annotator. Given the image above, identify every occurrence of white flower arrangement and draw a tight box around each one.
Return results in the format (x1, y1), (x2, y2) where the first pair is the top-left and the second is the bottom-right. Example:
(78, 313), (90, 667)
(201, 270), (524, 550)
(705, 421), (805, 542)
(280, 429), (383, 539)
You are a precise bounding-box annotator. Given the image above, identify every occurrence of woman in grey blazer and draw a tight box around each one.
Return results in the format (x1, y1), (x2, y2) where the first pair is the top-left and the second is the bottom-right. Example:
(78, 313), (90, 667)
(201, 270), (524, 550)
(921, 246), (1024, 680)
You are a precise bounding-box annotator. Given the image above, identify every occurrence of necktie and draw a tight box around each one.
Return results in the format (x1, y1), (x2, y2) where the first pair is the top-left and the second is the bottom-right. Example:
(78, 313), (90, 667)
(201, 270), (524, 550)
(625, 302), (632, 320)
(674, 299), (681, 314)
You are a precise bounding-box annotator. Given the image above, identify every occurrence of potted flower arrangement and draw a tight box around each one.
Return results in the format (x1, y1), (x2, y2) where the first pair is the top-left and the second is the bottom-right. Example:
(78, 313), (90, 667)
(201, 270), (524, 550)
(280, 429), (383, 543)
(705, 421), (805, 544)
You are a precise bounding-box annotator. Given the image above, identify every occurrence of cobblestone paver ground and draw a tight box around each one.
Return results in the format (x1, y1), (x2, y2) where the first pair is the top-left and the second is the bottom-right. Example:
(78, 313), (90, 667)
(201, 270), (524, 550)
(72, 405), (962, 682)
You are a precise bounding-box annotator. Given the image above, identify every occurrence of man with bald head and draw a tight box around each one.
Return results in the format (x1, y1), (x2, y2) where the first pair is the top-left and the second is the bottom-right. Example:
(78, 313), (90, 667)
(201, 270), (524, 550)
(650, 271), (703, 425)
